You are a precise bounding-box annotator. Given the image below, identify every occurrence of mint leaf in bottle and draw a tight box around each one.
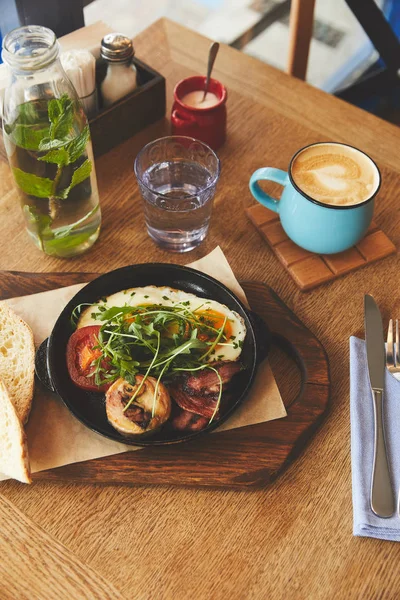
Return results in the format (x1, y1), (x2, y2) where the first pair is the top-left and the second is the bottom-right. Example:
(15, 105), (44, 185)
(67, 125), (90, 163)
(12, 168), (54, 198)
(38, 146), (70, 166)
(56, 159), (92, 199)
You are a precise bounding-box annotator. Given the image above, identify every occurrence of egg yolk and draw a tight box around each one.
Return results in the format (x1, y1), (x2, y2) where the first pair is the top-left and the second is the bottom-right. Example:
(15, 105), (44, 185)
(195, 309), (232, 342)
(166, 320), (190, 337)
(124, 305), (151, 325)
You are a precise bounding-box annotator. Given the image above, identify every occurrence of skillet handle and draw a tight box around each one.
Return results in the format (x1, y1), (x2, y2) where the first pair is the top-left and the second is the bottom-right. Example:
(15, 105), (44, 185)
(35, 338), (55, 392)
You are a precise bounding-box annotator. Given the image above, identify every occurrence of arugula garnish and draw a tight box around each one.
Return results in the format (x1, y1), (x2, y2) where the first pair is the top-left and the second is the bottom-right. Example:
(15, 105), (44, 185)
(77, 302), (235, 424)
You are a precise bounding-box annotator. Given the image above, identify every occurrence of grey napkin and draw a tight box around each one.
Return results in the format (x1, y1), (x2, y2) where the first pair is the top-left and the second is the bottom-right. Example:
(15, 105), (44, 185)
(350, 336), (400, 541)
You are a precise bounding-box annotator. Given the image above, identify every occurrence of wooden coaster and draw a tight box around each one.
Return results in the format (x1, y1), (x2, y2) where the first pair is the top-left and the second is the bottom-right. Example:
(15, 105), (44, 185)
(246, 204), (396, 291)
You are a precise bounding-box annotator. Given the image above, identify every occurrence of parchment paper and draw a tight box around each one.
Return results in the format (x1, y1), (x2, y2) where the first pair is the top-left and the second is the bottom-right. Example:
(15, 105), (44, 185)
(1, 247), (286, 478)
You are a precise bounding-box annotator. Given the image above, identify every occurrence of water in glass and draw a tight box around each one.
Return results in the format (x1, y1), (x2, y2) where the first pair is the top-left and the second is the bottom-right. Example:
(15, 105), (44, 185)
(135, 137), (220, 253)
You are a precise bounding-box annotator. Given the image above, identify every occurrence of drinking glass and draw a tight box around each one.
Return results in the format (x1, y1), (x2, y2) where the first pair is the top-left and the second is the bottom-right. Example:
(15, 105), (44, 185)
(134, 136), (220, 252)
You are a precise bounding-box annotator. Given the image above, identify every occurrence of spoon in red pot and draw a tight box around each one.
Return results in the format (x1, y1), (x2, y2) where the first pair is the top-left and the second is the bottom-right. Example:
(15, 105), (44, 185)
(202, 41), (220, 102)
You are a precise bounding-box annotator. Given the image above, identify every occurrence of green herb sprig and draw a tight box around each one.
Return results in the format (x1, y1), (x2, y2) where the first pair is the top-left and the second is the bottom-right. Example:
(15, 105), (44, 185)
(11, 95), (91, 202)
(8, 94), (94, 252)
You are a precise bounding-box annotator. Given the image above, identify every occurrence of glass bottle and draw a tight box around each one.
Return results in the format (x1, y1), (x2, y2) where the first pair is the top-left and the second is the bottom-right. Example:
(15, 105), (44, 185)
(1, 25), (101, 258)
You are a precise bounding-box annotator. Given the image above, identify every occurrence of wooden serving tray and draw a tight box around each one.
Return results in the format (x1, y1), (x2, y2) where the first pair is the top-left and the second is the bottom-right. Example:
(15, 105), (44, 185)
(0, 271), (330, 489)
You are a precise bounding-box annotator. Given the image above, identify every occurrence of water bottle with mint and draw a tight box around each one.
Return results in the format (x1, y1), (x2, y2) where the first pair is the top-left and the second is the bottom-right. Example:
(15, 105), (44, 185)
(1, 25), (101, 258)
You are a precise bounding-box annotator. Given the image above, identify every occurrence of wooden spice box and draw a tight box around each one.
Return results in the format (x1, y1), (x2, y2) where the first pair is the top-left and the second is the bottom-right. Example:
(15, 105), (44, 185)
(89, 56), (166, 157)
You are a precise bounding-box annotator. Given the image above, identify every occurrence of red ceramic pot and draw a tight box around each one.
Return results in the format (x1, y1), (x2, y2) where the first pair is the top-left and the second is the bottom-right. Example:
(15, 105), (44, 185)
(171, 76), (227, 151)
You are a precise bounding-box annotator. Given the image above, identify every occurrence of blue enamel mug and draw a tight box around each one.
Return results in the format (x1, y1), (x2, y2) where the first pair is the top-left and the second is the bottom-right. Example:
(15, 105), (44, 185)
(249, 142), (381, 254)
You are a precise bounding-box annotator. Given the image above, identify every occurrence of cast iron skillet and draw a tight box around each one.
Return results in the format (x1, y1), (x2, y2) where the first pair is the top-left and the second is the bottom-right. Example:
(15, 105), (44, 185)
(35, 263), (271, 446)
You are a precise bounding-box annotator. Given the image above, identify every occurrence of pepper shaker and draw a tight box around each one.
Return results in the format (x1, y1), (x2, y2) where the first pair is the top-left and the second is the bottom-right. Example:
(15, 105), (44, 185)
(100, 33), (137, 108)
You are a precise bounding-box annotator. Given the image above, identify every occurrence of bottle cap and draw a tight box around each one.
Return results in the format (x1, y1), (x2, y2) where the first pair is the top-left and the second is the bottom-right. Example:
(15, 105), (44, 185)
(100, 33), (134, 63)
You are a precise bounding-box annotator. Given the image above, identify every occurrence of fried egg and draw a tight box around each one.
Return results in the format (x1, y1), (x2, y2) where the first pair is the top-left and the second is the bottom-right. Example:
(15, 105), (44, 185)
(77, 285), (246, 362)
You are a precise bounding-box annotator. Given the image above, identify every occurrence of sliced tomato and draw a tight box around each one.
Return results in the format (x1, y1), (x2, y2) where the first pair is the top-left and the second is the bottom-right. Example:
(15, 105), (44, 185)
(66, 325), (112, 392)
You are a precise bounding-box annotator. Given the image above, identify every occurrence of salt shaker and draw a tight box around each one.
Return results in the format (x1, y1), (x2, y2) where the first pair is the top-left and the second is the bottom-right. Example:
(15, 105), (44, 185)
(100, 33), (137, 108)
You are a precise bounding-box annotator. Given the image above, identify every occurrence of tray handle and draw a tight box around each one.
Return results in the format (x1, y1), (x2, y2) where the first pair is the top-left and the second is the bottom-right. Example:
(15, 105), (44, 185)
(242, 281), (330, 412)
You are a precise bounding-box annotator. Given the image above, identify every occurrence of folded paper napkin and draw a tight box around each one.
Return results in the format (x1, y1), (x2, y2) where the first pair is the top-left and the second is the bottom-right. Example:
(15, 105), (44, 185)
(0, 247), (286, 480)
(350, 336), (400, 541)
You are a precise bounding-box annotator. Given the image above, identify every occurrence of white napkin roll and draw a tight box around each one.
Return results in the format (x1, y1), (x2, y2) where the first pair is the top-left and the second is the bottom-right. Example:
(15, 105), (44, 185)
(60, 50), (97, 116)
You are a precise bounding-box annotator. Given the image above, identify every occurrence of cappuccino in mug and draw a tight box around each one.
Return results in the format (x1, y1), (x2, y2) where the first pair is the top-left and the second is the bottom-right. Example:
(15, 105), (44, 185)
(249, 141), (381, 254)
(291, 142), (380, 206)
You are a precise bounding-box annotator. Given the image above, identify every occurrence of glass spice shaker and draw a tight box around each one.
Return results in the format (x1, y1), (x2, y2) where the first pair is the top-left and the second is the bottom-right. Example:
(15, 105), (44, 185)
(1, 25), (101, 259)
(100, 33), (137, 108)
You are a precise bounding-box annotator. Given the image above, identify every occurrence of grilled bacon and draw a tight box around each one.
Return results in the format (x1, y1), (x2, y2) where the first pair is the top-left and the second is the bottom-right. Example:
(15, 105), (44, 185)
(171, 407), (209, 432)
(169, 382), (218, 420)
(183, 361), (242, 396)
(169, 361), (242, 421)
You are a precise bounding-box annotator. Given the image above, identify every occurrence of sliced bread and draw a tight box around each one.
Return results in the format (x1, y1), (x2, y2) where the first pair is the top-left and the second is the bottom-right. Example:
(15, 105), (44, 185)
(0, 378), (31, 483)
(0, 303), (35, 424)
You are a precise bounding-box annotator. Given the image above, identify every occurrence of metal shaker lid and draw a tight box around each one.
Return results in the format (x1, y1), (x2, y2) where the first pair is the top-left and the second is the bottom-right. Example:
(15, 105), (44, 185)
(100, 33), (134, 62)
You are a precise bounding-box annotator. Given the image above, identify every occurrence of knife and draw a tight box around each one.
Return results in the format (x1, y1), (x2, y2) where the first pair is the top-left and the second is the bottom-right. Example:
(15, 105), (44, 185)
(364, 294), (395, 518)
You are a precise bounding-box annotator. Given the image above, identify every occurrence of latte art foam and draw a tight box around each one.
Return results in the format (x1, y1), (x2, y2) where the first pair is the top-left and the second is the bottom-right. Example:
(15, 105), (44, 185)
(291, 143), (379, 206)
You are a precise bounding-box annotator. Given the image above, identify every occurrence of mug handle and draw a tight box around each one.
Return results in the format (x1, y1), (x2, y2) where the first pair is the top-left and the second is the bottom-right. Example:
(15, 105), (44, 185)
(171, 109), (197, 126)
(249, 168), (288, 214)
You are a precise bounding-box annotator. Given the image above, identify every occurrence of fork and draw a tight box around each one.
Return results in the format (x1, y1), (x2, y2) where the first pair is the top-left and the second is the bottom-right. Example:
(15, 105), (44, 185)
(386, 319), (400, 381)
(385, 319), (400, 517)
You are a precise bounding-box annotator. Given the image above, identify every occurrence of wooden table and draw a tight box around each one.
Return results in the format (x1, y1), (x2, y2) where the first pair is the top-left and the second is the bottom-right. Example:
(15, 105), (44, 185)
(1, 18), (400, 600)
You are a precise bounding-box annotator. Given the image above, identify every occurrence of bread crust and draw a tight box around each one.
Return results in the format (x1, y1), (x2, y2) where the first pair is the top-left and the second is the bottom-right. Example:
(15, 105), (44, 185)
(0, 378), (31, 484)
